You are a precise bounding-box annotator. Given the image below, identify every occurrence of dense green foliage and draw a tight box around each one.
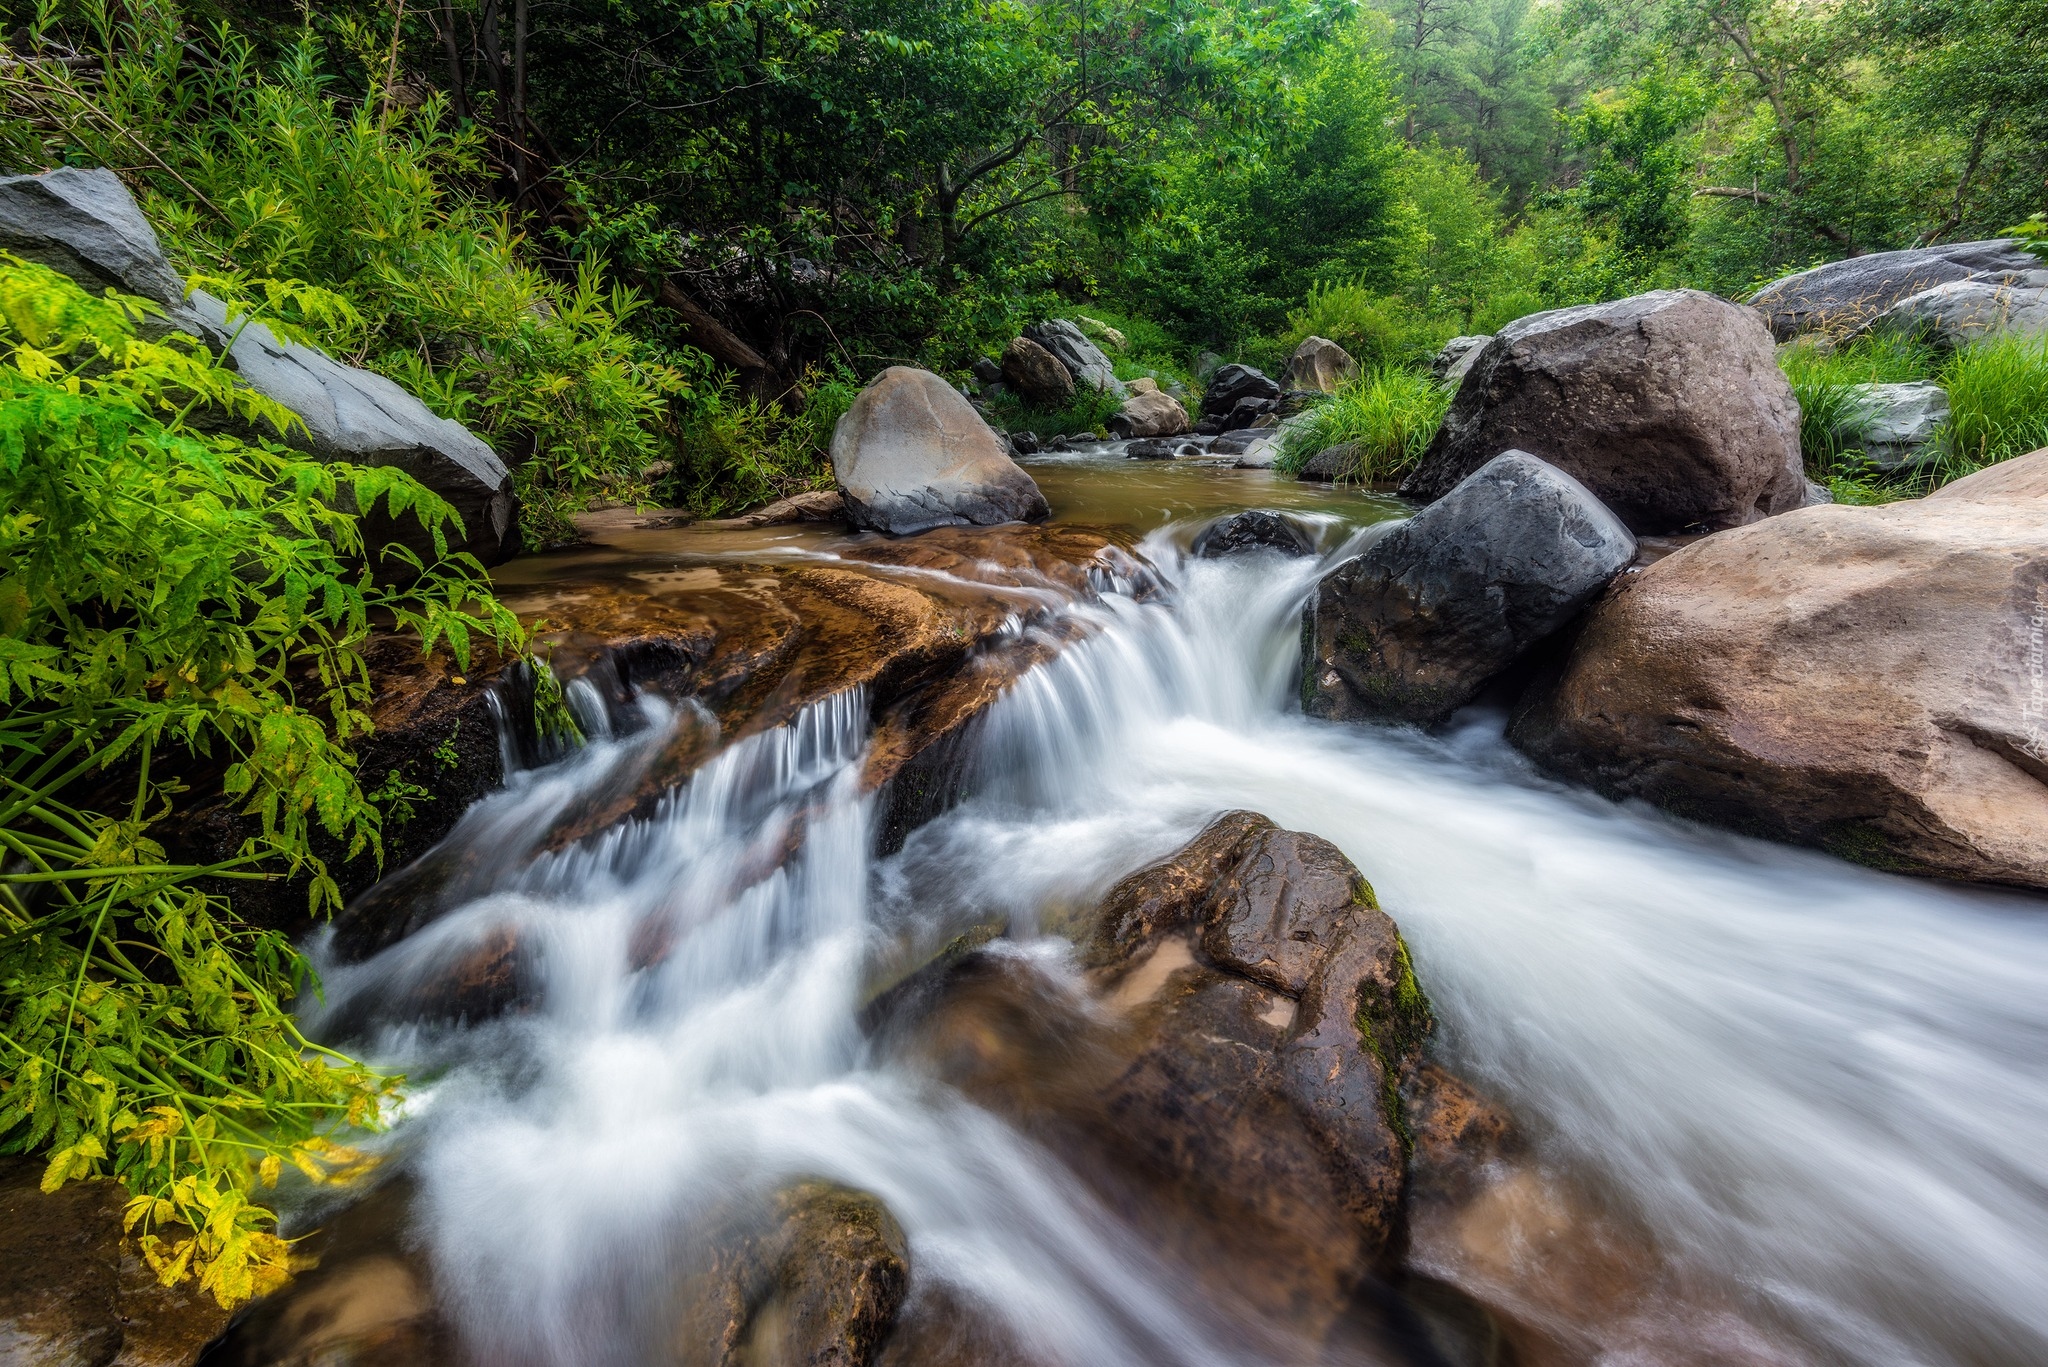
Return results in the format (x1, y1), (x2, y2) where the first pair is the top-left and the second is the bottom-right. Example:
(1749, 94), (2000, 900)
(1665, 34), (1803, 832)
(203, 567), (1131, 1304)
(0, 258), (520, 1303)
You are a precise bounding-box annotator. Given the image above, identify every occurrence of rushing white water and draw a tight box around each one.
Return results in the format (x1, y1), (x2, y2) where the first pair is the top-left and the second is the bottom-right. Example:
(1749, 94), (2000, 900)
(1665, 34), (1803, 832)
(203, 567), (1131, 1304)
(317, 525), (2048, 1367)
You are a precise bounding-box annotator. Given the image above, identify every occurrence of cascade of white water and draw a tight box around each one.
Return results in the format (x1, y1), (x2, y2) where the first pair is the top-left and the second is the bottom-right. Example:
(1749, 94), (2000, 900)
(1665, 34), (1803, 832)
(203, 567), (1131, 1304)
(319, 525), (2048, 1367)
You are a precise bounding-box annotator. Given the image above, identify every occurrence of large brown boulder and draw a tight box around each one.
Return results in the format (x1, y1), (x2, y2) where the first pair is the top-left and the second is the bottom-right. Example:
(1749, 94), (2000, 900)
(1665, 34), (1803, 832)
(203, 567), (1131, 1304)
(831, 368), (1051, 535)
(1509, 448), (2048, 889)
(1401, 290), (1813, 534)
(1104, 389), (1190, 439)
(998, 336), (1074, 407)
(1085, 814), (1432, 1272)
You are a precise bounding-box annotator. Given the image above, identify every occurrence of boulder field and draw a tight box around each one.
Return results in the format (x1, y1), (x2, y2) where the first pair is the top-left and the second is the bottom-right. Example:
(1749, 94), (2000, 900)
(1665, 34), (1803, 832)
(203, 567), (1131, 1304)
(1511, 447), (2048, 890)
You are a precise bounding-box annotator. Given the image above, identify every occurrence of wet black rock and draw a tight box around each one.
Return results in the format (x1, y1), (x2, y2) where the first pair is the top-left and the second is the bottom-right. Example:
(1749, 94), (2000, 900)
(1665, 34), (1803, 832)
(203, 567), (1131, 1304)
(1219, 396), (1278, 432)
(1297, 442), (1361, 482)
(1305, 450), (1636, 724)
(1007, 430), (1040, 455)
(1125, 439), (1179, 460)
(1200, 363), (1281, 418)
(1191, 510), (1316, 558)
(969, 356), (1003, 387)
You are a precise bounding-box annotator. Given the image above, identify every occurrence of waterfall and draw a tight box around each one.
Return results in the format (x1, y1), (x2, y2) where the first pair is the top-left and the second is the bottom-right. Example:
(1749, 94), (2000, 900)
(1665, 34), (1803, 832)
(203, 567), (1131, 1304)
(315, 528), (2048, 1367)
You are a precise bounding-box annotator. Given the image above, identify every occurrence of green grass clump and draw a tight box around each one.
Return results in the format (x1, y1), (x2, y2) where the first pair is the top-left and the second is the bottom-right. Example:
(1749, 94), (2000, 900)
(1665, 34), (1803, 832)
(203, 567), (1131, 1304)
(981, 383), (1127, 439)
(1275, 364), (1451, 483)
(1938, 332), (2048, 473)
(1777, 334), (1940, 480)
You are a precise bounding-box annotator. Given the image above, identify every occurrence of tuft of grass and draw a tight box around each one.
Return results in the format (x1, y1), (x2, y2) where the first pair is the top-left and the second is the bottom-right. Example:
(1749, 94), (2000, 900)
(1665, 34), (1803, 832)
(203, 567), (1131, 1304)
(1275, 365), (1451, 483)
(1937, 332), (2048, 474)
(1777, 334), (1940, 479)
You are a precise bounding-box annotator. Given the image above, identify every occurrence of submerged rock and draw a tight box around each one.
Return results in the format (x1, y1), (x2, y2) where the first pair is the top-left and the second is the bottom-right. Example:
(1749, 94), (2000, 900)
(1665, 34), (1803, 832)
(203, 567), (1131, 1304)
(1749, 239), (2043, 341)
(1403, 290), (1813, 534)
(673, 1183), (910, 1367)
(999, 335), (1075, 407)
(1510, 446), (2048, 890)
(831, 367), (1051, 535)
(1191, 510), (1316, 558)
(0, 168), (518, 568)
(1278, 336), (1357, 393)
(1306, 452), (1635, 725)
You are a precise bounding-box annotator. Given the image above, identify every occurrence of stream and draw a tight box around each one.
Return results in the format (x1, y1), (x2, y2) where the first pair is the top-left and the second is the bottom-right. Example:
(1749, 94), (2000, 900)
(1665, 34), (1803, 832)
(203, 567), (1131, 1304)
(291, 448), (2048, 1367)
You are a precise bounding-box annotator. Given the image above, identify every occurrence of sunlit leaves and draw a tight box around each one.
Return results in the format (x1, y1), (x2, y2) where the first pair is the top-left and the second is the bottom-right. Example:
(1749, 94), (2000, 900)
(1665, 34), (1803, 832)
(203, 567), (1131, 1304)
(0, 257), (516, 1308)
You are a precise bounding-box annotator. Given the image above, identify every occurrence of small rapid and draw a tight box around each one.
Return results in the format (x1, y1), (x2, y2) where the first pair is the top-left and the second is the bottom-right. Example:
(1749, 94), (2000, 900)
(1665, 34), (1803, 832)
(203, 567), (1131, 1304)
(315, 522), (2048, 1367)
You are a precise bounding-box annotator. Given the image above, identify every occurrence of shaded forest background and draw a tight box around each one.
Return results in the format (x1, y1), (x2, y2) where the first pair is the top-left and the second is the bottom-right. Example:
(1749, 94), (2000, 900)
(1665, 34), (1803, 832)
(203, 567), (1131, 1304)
(4, 0), (2042, 533)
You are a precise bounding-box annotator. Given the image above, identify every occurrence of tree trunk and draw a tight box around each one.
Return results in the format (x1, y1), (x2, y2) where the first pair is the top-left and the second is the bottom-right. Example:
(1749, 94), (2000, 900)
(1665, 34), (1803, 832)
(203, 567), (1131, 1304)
(435, 0), (469, 119)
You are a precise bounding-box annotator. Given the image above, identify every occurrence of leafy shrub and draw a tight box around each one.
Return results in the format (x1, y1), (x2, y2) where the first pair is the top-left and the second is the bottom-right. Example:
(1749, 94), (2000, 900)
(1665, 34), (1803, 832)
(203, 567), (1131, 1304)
(8, 15), (695, 548)
(1470, 289), (1546, 335)
(1276, 365), (1451, 483)
(670, 369), (857, 517)
(1938, 332), (2048, 472)
(1279, 280), (1445, 369)
(0, 259), (518, 1305)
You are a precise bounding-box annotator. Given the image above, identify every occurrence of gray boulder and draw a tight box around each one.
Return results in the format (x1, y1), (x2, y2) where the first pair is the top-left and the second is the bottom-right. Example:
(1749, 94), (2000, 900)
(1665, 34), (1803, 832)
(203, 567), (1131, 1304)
(1304, 451), (1636, 724)
(1749, 239), (2043, 341)
(830, 367), (1051, 534)
(0, 168), (518, 565)
(999, 334), (1075, 406)
(1024, 319), (1126, 396)
(1297, 442), (1361, 482)
(1849, 278), (2048, 349)
(1107, 388), (1192, 439)
(1430, 335), (1491, 387)
(1844, 381), (1950, 470)
(969, 356), (1003, 387)
(0, 167), (189, 323)
(190, 293), (518, 564)
(1278, 336), (1357, 393)
(1192, 510), (1316, 558)
(1403, 289), (1813, 534)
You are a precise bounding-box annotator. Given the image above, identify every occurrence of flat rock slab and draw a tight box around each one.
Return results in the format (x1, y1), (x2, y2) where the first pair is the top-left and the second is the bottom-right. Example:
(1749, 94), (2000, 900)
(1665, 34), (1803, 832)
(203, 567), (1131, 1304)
(1750, 239), (2044, 340)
